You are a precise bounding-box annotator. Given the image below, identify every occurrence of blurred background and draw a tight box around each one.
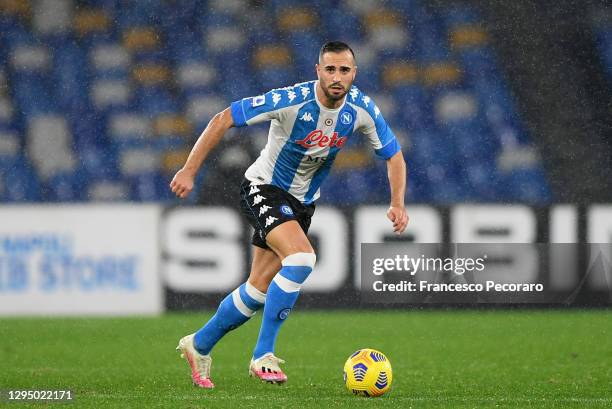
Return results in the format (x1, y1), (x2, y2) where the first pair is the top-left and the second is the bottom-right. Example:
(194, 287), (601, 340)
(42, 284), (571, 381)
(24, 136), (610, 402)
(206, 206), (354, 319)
(1, 0), (612, 315)
(1, 0), (610, 206)
(2, 4), (611, 404)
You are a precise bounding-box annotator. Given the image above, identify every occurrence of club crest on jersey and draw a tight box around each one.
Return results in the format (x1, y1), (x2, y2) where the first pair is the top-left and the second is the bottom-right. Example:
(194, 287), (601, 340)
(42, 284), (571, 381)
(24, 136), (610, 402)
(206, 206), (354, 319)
(280, 205), (293, 216)
(340, 111), (352, 125)
(296, 129), (347, 149)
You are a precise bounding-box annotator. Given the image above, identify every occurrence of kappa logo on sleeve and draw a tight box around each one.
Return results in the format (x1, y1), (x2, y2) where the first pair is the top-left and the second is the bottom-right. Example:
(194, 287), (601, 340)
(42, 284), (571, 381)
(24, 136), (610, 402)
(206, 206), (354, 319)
(272, 92), (281, 106)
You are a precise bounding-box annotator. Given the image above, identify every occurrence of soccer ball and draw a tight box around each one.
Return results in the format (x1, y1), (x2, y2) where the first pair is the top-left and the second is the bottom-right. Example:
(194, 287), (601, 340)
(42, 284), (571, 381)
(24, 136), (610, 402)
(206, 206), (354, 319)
(343, 348), (393, 397)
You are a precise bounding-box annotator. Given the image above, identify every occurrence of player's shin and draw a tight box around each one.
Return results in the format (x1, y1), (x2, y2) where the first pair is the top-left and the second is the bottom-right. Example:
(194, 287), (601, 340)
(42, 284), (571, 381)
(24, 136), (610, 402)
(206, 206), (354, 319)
(252, 252), (316, 359)
(193, 282), (266, 355)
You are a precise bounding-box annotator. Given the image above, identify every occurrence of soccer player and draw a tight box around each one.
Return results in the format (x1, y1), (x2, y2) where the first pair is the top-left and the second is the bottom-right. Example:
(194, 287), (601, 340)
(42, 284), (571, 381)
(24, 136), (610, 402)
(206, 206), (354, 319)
(171, 41), (408, 388)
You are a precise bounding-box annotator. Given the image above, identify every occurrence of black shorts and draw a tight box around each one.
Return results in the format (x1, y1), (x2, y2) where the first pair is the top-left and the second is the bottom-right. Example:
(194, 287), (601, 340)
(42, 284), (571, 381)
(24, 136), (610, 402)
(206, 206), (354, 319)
(239, 179), (315, 249)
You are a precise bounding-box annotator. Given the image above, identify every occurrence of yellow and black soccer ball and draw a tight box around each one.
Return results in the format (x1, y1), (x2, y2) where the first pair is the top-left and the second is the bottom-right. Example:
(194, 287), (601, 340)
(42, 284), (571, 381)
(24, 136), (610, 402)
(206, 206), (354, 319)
(343, 348), (393, 397)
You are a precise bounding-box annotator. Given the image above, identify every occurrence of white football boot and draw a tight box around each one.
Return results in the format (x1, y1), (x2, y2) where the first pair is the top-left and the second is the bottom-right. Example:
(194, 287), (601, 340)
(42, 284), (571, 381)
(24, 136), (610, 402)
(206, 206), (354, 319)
(249, 352), (288, 384)
(176, 333), (214, 389)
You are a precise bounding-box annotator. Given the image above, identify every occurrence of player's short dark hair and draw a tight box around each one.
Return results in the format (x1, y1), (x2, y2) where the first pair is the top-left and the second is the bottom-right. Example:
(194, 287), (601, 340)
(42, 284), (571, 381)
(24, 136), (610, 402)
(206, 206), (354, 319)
(319, 41), (356, 63)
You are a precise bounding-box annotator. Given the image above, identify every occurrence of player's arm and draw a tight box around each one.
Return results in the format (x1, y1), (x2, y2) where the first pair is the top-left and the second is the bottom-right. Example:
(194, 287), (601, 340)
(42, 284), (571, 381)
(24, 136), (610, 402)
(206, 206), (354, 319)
(355, 92), (409, 233)
(386, 151), (409, 234)
(170, 107), (234, 199)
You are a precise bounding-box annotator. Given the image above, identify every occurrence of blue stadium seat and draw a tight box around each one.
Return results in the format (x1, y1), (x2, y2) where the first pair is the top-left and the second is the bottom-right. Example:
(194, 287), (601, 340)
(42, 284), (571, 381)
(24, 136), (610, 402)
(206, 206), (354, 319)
(12, 79), (54, 116)
(394, 85), (431, 131)
(501, 168), (552, 204)
(129, 172), (171, 202)
(53, 44), (90, 113)
(462, 161), (502, 202)
(321, 10), (363, 42)
(1, 163), (41, 202)
(115, 2), (162, 29)
(45, 171), (83, 202)
(442, 5), (483, 28)
(136, 87), (178, 116)
(0, 0), (552, 205)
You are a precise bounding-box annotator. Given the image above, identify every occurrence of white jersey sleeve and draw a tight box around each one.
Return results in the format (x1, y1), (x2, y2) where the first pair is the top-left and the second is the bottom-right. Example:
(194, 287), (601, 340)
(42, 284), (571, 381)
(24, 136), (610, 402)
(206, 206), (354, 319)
(230, 85), (309, 127)
(347, 87), (401, 160)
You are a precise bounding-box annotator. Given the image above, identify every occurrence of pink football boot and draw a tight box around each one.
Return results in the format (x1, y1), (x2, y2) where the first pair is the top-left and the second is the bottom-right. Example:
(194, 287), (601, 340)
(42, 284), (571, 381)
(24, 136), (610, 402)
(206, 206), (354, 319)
(176, 333), (214, 389)
(249, 353), (288, 384)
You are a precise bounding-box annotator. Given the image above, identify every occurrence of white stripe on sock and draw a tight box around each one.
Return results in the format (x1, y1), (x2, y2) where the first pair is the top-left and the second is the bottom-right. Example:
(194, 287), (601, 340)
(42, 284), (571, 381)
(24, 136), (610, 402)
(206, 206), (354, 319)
(273, 274), (301, 293)
(245, 282), (266, 304)
(232, 289), (255, 317)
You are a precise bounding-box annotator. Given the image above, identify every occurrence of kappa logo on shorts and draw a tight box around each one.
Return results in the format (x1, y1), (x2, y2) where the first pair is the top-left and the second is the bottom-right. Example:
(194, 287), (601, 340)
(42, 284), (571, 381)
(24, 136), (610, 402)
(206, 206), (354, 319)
(259, 205), (271, 216)
(280, 205), (293, 216)
(249, 185), (260, 195)
(265, 216), (278, 228)
(252, 194), (266, 205)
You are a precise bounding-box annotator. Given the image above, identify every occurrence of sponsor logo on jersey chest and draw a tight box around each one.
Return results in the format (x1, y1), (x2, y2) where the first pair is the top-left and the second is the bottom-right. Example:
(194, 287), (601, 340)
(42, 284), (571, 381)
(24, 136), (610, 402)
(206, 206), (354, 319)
(296, 130), (347, 148)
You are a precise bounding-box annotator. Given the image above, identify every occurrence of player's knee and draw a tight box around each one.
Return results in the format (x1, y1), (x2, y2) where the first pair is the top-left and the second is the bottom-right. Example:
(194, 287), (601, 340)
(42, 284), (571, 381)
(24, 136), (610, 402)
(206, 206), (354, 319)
(283, 252), (316, 269)
(275, 252), (316, 288)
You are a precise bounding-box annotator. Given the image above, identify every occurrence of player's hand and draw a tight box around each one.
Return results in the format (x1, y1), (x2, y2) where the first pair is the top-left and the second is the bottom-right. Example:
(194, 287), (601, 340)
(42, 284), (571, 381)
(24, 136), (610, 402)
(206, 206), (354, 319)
(170, 168), (194, 199)
(387, 206), (408, 234)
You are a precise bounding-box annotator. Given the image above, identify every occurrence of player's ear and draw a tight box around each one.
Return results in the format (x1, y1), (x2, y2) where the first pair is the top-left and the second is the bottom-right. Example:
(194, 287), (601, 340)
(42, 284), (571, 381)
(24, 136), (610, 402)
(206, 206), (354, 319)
(315, 63), (320, 78)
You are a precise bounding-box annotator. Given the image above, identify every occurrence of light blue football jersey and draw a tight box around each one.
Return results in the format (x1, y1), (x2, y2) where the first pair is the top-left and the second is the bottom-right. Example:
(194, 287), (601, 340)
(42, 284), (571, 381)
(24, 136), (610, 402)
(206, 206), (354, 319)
(230, 80), (400, 204)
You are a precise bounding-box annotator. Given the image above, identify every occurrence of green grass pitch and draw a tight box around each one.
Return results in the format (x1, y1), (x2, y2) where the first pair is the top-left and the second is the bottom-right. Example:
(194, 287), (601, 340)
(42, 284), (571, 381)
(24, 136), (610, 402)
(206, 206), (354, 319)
(1, 310), (611, 408)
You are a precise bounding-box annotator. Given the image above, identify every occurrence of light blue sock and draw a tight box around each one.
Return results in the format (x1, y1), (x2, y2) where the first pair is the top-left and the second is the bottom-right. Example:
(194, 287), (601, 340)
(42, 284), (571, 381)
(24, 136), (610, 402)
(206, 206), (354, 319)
(194, 282), (266, 355)
(253, 253), (316, 360)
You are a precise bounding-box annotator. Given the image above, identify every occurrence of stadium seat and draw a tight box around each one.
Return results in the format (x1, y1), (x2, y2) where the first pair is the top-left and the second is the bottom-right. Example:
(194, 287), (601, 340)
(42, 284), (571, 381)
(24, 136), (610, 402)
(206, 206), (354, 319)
(176, 61), (217, 96)
(53, 44), (90, 114)
(32, 0), (72, 37)
(185, 94), (228, 130)
(2, 162), (41, 202)
(45, 171), (83, 202)
(119, 147), (160, 177)
(87, 178), (129, 201)
(0, 96), (15, 127)
(129, 172), (170, 201)
(363, 9), (411, 59)
(107, 112), (152, 149)
(136, 86), (178, 116)
(74, 7), (112, 38)
(90, 79), (132, 113)
(0, 0), (552, 204)
(26, 115), (77, 181)
(90, 43), (131, 78)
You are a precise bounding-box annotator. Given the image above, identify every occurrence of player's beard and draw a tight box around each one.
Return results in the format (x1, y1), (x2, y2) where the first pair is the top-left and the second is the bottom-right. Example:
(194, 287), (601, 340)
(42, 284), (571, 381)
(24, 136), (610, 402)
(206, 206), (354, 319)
(323, 81), (350, 101)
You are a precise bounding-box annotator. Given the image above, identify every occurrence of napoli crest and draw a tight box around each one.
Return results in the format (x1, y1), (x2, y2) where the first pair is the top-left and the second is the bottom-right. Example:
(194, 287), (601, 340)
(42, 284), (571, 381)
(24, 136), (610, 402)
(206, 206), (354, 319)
(340, 111), (352, 125)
